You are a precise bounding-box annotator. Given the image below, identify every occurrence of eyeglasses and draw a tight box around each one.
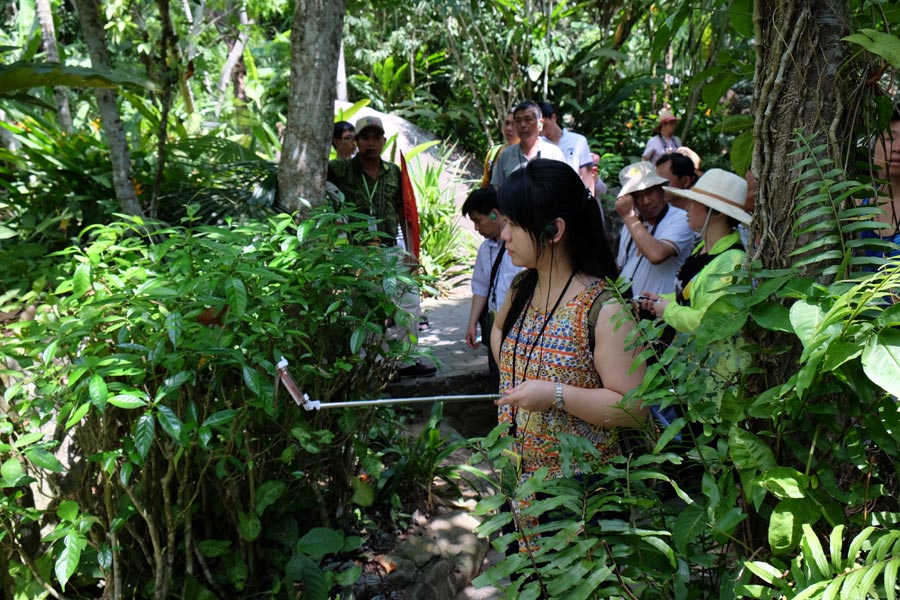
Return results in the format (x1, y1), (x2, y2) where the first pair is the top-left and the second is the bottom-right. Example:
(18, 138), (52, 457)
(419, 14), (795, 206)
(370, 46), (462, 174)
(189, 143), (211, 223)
(340, 135), (355, 142)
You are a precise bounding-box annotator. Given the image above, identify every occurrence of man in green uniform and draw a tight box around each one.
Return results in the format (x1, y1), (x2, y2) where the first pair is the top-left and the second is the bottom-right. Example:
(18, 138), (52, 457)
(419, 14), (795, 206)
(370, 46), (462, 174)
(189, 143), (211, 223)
(327, 116), (435, 378)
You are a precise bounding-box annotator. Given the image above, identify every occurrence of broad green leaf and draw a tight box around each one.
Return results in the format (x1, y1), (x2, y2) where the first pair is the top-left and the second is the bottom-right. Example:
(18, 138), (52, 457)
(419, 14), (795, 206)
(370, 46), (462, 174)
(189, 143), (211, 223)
(41, 338), (59, 364)
(769, 498), (808, 554)
(134, 414), (155, 459)
(72, 263), (91, 299)
(756, 467), (810, 499)
(800, 523), (830, 580)
(55, 533), (85, 590)
(730, 130), (753, 176)
(255, 480), (286, 515)
(57, 500), (79, 522)
(13, 431), (43, 448)
(349, 327), (364, 354)
(65, 402), (91, 428)
(862, 328), (900, 397)
(1, 457), (24, 483)
(197, 539), (232, 558)
(672, 504), (705, 555)
(744, 560), (787, 585)
(729, 428), (777, 472)
(156, 371), (192, 403)
(789, 299), (827, 348)
(238, 511), (261, 542)
(226, 277), (247, 319)
(25, 447), (64, 472)
(242, 367), (260, 395)
(703, 71), (740, 110)
(165, 311), (183, 347)
(297, 527), (343, 558)
(108, 393), (148, 409)
(0, 61), (157, 94)
(750, 301), (793, 333)
(202, 409), (237, 429)
(885, 556), (899, 600)
(843, 30), (900, 69)
(119, 461), (133, 485)
(156, 406), (184, 442)
(286, 554), (328, 599)
(336, 565), (363, 587)
(829, 524), (846, 572)
(89, 374), (108, 411)
(351, 477), (375, 507)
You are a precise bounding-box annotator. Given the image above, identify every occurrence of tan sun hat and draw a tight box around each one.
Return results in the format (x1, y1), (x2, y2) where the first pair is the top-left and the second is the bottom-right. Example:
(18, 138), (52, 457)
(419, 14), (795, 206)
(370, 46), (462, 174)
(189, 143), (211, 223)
(618, 161), (669, 198)
(658, 108), (677, 124)
(663, 168), (752, 225)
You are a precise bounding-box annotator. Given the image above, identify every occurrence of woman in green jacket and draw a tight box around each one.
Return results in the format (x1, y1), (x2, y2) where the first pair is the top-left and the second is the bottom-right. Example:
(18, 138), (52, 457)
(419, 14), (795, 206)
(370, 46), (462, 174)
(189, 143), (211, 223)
(637, 169), (751, 331)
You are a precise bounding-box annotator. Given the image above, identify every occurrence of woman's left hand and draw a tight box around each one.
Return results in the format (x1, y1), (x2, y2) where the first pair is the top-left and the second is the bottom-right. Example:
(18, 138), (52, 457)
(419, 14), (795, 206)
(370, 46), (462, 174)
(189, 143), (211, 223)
(637, 291), (668, 319)
(495, 380), (554, 412)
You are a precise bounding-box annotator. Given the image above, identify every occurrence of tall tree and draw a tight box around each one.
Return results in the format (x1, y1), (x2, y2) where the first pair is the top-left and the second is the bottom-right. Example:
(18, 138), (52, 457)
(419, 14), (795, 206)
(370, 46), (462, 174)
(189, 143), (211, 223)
(751, 0), (854, 272)
(72, 0), (144, 217)
(277, 0), (346, 215)
(36, 0), (72, 133)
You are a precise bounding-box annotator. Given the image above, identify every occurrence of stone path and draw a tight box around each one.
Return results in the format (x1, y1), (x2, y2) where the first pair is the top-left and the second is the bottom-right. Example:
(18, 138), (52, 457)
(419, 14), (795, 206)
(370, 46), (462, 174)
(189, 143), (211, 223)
(386, 280), (504, 600)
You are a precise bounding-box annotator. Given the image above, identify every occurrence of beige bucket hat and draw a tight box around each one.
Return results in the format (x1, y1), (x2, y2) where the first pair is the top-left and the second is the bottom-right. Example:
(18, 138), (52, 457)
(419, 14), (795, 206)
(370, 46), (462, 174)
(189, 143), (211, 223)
(618, 161), (669, 198)
(663, 168), (752, 225)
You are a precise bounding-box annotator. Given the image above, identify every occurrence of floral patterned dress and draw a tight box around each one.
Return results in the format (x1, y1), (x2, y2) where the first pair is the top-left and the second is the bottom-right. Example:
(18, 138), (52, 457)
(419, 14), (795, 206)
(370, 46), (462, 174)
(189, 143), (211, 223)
(498, 279), (620, 550)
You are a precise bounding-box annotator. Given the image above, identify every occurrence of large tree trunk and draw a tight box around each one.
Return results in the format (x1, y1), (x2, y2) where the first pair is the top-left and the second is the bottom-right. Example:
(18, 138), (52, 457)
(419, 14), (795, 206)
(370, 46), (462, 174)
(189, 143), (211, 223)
(751, 0), (852, 272)
(748, 0), (857, 410)
(36, 0), (72, 133)
(72, 0), (144, 217)
(278, 0), (346, 215)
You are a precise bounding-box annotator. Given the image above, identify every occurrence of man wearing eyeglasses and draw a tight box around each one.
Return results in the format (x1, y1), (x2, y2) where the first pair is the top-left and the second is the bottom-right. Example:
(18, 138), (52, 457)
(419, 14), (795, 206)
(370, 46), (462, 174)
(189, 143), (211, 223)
(490, 100), (566, 190)
(331, 121), (356, 159)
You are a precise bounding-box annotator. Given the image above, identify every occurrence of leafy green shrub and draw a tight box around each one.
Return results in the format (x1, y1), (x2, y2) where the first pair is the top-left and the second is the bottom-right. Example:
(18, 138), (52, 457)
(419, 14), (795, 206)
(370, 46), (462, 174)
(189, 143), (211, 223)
(406, 146), (476, 288)
(0, 206), (425, 598)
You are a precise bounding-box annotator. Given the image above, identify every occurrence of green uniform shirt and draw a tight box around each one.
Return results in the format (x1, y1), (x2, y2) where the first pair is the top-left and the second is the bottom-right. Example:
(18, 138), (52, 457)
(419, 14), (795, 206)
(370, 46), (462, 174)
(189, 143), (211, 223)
(327, 156), (403, 241)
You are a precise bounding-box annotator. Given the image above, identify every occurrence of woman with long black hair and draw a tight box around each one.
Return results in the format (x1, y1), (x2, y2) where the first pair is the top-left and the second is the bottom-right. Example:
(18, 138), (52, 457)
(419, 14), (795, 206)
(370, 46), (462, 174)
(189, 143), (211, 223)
(490, 159), (647, 552)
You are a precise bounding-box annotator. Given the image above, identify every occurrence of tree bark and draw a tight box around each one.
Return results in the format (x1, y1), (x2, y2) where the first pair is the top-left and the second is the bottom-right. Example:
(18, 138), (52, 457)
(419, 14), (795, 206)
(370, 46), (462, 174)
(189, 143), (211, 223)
(751, 0), (852, 272)
(216, 0), (251, 112)
(150, 0), (177, 218)
(336, 41), (348, 102)
(36, 0), (72, 133)
(277, 0), (346, 216)
(72, 0), (144, 217)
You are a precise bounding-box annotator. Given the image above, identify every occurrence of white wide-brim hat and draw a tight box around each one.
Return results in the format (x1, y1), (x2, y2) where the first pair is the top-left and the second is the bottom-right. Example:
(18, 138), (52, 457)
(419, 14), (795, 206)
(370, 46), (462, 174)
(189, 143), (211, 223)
(663, 168), (752, 225)
(618, 161), (669, 198)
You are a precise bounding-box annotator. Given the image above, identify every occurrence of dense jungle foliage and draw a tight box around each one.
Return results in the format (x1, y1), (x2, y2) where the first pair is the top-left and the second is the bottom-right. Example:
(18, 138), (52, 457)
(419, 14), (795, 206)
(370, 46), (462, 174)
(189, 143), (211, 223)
(2, 0), (900, 598)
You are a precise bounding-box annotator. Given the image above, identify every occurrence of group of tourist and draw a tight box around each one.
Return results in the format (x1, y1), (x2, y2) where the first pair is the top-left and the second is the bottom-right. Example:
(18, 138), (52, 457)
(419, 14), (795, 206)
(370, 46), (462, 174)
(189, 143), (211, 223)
(324, 102), (900, 557)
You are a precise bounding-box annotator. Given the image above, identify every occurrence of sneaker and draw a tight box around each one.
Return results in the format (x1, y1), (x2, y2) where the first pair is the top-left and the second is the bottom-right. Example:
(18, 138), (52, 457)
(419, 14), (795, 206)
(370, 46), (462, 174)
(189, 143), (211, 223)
(397, 361), (437, 378)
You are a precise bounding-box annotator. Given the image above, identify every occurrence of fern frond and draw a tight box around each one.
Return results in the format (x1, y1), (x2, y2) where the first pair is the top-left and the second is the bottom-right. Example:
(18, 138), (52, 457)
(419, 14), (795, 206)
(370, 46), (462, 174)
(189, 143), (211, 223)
(739, 526), (900, 599)
(789, 132), (885, 281)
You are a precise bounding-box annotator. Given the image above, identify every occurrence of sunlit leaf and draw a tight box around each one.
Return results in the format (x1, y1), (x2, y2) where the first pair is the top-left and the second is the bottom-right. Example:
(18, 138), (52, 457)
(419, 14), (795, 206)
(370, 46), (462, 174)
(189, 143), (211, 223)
(24, 447), (64, 472)
(862, 328), (900, 397)
(55, 533), (85, 590)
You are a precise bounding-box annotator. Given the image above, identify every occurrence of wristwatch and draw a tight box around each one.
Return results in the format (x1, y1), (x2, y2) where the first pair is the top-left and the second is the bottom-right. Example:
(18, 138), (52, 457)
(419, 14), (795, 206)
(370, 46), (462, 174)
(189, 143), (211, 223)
(553, 382), (565, 411)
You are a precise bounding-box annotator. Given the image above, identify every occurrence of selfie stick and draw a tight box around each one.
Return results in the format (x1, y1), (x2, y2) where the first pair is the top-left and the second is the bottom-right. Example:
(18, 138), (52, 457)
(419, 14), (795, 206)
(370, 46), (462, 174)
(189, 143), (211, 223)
(275, 357), (500, 411)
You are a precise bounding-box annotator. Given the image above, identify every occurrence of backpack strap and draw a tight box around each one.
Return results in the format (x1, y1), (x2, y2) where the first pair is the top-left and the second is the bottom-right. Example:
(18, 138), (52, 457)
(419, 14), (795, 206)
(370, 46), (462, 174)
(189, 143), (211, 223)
(587, 288), (614, 352)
